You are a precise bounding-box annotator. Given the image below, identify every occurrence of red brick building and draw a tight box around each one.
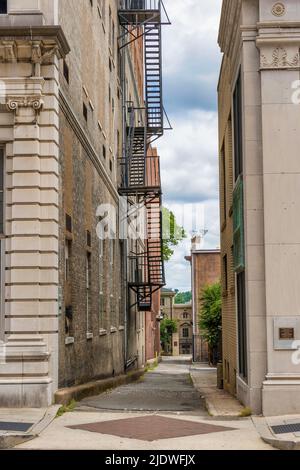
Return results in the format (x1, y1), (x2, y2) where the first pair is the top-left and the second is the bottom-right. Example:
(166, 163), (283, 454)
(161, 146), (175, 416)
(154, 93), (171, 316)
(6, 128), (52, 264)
(186, 237), (221, 362)
(145, 290), (161, 362)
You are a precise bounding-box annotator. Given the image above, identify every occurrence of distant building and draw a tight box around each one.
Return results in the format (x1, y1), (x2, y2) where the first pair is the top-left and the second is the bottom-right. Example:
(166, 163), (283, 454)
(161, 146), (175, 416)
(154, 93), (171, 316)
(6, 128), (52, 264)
(172, 304), (193, 356)
(145, 290), (161, 363)
(160, 288), (176, 320)
(186, 237), (221, 362)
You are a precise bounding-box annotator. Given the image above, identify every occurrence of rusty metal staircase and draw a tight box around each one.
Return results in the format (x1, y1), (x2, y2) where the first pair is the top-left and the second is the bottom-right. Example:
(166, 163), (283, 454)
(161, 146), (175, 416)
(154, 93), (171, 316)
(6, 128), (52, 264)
(145, 23), (163, 138)
(119, 0), (169, 311)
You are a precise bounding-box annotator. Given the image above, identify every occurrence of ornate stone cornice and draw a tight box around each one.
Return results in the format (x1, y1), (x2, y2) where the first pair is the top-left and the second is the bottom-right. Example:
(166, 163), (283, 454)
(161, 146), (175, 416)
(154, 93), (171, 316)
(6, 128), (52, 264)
(0, 26), (70, 58)
(260, 46), (300, 69)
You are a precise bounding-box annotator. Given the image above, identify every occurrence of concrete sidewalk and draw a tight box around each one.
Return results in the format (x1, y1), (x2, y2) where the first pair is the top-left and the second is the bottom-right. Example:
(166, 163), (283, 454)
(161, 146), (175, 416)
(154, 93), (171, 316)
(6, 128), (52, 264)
(0, 406), (60, 449)
(190, 364), (244, 417)
(13, 358), (272, 450)
(253, 415), (300, 450)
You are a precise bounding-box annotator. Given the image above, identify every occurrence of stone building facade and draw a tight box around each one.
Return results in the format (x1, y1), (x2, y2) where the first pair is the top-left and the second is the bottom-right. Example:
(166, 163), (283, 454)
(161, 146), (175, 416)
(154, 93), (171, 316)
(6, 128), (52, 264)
(219, 0), (300, 415)
(160, 287), (176, 320)
(172, 303), (193, 356)
(186, 238), (221, 363)
(0, 0), (165, 406)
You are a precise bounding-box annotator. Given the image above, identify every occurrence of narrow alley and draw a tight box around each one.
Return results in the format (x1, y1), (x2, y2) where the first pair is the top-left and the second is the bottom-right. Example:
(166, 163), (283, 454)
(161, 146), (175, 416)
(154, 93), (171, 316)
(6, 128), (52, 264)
(15, 358), (273, 451)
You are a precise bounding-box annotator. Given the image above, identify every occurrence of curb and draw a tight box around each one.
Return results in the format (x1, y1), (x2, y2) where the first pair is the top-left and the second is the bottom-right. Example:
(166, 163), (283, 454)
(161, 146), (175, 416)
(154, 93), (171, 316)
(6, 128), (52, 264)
(0, 405), (60, 450)
(189, 372), (242, 419)
(55, 369), (145, 406)
(252, 417), (300, 451)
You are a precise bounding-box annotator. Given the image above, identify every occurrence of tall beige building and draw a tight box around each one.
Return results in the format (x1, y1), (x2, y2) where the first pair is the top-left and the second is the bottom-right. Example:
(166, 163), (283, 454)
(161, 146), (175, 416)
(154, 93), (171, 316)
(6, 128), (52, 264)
(219, 0), (300, 415)
(0, 0), (166, 407)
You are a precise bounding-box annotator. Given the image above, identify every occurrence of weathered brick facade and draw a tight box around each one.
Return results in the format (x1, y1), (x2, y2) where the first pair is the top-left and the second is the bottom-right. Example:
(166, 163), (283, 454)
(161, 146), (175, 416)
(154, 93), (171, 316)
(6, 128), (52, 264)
(218, 54), (237, 396)
(0, 0), (164, 406)
(186, 243), (221, 362)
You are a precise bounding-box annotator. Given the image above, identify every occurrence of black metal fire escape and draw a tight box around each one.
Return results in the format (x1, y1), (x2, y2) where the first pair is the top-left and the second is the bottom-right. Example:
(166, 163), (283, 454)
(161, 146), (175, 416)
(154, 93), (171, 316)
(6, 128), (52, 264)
(119, 0), (170, 311)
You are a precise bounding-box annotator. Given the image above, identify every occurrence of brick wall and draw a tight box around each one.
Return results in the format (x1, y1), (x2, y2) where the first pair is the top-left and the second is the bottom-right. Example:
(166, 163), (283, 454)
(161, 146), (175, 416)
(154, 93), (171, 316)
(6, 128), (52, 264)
(218, 53), (237, 396)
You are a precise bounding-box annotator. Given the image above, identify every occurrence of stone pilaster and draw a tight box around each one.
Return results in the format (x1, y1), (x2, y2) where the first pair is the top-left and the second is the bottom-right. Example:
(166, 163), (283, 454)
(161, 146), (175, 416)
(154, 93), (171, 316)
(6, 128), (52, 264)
(257, 15), (300, 415)
(0, 31), (68, 407)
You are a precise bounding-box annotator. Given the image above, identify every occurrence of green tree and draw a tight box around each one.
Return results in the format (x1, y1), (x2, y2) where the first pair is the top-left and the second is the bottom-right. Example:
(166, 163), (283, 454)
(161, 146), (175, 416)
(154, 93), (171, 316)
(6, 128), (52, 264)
(174, 291), (192, 304)
(160, 318), (178, 354)
(162, 207), (186, 262)
(199, 282), (222, 364)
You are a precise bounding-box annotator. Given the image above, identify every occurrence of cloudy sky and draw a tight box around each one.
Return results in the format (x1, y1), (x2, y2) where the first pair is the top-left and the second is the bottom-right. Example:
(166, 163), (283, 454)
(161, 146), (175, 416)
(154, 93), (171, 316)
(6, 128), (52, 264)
(157, 0), (223, 291)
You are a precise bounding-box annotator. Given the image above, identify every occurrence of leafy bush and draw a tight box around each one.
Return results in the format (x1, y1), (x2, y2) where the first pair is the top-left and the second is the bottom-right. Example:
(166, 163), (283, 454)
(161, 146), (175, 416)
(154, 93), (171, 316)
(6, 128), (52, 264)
(160, 318), (178, 352)
(199, 282), (222, 349)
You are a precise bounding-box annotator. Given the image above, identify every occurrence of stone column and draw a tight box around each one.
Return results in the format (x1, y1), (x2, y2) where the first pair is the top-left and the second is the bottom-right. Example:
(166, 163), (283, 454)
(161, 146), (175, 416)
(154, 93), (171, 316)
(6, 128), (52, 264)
(0, 36), (65, 407)
(257, 31), (300, 415)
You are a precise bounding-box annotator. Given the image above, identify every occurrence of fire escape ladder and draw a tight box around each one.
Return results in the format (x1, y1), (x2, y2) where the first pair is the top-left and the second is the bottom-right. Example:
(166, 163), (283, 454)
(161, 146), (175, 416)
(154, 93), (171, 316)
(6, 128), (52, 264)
(119, 1), (167, 311)
(129, 126), (147, 188)
(144, 23), (163, 139)
(146, 195), (165, 288)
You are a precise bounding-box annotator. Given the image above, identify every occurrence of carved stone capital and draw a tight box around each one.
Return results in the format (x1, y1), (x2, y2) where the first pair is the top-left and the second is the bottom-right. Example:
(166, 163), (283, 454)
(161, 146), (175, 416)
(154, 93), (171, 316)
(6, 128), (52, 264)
(6, 96), (44, 114)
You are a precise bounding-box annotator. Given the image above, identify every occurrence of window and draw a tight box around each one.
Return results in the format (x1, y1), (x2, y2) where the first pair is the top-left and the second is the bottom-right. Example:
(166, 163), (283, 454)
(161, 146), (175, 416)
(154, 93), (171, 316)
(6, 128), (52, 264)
(97, 0), (105, 21)
(0, 149), (4, 234)
(221, 143), (226, 222)
(233, 177), (245, 272)
(103, 145), (106, 159)
(117, 130), (120, 158)
(109, 240), (115, 321)
(63, 60), (69, 84)
(161, 298), (165, 307)
(237, 271), (248, 381)
(109, 160), (113, 172)
(87, 230), (92, 248)
(0, 1), (7, 14)
(83, 102), (88, 121)
(65, 240), (72, 282)
(223, 254), (228, 292)
(109, 7), (112, 50)
(65, 213), (72, 233)
(233, 70), (243, 181)
(99, 239), (105, 326)
(182, 328), (189, 338)
(86, 252), (92, 334)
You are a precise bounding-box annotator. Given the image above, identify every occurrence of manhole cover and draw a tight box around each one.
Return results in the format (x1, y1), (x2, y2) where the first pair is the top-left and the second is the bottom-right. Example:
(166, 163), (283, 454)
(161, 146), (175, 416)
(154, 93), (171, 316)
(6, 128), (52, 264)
(271, 423), (300, 435)
(0, 422), (33, 432)
(68, 415), (235, 441)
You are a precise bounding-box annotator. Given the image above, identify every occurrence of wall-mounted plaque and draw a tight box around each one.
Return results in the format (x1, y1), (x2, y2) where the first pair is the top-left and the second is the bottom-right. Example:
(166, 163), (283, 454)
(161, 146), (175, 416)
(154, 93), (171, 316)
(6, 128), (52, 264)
(274, 318), (300, 350)
(279, 328), (295, 340)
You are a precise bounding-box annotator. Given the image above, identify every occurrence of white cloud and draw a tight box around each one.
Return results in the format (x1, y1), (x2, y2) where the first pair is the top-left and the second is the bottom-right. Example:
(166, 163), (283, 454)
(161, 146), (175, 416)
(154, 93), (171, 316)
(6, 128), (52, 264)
(158, 0), (222, 291)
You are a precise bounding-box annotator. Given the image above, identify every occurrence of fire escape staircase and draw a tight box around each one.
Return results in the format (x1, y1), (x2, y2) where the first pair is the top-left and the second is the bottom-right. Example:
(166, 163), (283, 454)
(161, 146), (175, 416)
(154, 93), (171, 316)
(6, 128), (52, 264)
(119, 0), (169, 311)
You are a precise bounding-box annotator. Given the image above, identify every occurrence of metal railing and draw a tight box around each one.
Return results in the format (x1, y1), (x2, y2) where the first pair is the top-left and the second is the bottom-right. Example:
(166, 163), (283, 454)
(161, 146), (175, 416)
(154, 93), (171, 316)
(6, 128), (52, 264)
(120, 0), (160, 11)
(119, 155), (161, 191)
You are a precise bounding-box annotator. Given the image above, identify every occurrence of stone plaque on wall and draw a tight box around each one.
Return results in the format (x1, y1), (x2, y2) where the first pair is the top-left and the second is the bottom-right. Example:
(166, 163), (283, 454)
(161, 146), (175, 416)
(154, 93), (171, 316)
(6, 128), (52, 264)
(274, 318), (300, 350)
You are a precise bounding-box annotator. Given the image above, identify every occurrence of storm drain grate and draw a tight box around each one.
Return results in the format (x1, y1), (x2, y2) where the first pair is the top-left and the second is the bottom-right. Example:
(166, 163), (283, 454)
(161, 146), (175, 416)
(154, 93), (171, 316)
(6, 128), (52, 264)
(0, 422), (33, 432)
(271, 423), (300, 435)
